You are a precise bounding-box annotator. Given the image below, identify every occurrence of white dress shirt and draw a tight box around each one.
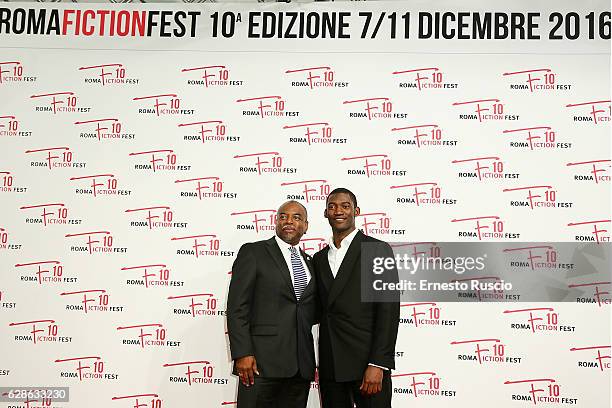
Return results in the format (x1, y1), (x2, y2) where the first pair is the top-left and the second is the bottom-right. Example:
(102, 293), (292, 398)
(274, 235), (311, 287)
(327, 228), (359, 278)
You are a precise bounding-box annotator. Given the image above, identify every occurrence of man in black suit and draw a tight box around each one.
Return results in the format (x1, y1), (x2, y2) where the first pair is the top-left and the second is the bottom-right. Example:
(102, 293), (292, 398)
(227, 200), (317, 408)
(314, 188), (399, 408)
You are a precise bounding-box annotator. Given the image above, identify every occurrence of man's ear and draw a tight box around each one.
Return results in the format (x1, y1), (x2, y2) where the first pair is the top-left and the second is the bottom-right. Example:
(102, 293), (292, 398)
(355, 206), (361, 216)
(323, 209), (328, 218)
(304, 220), (309, 234)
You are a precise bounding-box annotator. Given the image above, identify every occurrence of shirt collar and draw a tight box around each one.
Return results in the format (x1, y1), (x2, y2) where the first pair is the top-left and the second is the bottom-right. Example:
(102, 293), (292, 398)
(275, 235), (298, 252)
(328, 228), (359, 251)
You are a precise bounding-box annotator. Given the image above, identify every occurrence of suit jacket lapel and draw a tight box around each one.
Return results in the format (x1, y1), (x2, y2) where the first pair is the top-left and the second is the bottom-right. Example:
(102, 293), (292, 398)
(327, 231), (363, 307)
(265, 237), (295, 296)
(300, 249), (315, 299)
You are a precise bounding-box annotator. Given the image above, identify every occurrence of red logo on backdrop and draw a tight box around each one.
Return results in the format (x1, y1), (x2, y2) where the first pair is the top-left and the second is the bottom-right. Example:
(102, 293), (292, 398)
(391, 124), (452, 148)
(116, 324), (166, 348)
(450, 338), (506, 364)
(453, 98), (509, 122)
(452, 216), (506, 240)
(343, 97), (393, 120)
(236, 96), (288, 118)
(75, 118), (123, 141)
(61, 289), (109, 314)
(163, 360), (214, 385)
(0, 61), (22, 83)
(504, 378), (571, 405)
(280, 180), (329, 203)
(231, 209), (276, 233)
(20, 203), (68, 226)
(178, 120), (230, 143)
(569, 346), (611, 371)
(175, 177), (227, 199)
(503, 126), (563, 150)
(66, 231), (113, 254)
(25, 147), (75, 170)
(234, 152), (294, 175)
(566, 100), (611, 124)
(0, 115), (20, 137)
(15, 260), (64, 284)
(452, 276), (505, 301)
(502, 68), (557, 92)
(283, 122), (334, 145)
(171, 234), (221, 258)
(285, 66), (335, 89)
(121, 264), (170, 288)
(356, 212), (393, 236)
(392, 67), (445, 90)
(31, 92), (81, 114)
(400, 302), (442, 328)
(0, 227), (8, 247)
(70, 174), (119, 197)
(112, 393), (162, 408)
(133, 94), (185, 116)
(502, 185), (558, 209)
(392, 371), (445, 398)
(452, 156), (506, 180)
(54, 356), (104, 381)
(167, 293), (218, 317)
(567, 219), (610, 243)
(566, 159), (611, 184)
(503, 245), (558, 271)
(503, 307), (560, 333)
(125, 206), (174, 229)
(182, 65), (233, 87)
(390, 183), (441, 206)
(568, 281), (611, 306)
(9, 319), (58, 344)
(300, 238), (327, 254)
(130, 150), (183, 172)
(79, 64), (126, 86)
(342, 154), (396, 177)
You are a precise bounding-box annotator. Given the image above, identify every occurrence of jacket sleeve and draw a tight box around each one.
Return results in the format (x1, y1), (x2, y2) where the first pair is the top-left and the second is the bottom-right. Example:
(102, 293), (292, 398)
(368, 242), (400, 369)
(227, 243), (257, 360)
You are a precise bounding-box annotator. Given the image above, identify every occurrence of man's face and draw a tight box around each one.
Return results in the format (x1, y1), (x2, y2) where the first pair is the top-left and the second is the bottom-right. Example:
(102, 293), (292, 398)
(275, 202), (308, 246)
(324, 192), (360, 233)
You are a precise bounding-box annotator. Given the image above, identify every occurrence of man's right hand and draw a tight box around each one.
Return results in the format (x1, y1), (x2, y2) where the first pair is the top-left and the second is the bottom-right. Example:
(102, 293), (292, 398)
(235, 355), (259, 386)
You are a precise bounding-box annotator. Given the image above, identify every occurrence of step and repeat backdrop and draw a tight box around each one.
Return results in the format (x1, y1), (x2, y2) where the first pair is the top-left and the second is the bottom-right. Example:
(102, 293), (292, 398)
(0, 1), (610, 407)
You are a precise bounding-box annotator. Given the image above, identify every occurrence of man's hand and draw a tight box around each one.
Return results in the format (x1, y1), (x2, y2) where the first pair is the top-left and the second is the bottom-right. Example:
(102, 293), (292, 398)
(360, 366), (383, 396)
(235, 355), (259, 386)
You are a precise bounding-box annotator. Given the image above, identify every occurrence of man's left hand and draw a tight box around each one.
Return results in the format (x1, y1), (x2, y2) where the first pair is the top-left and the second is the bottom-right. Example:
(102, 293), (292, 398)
(360, 366), (383, 396)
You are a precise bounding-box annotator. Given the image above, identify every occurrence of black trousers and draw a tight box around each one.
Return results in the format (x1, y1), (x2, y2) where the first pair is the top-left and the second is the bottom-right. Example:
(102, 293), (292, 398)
(319, 371), (392, 408)
(237, 374), (311, 408)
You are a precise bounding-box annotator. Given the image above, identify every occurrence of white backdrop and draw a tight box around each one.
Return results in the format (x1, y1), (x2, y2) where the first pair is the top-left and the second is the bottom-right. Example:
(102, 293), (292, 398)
(0, 1), (610, 407)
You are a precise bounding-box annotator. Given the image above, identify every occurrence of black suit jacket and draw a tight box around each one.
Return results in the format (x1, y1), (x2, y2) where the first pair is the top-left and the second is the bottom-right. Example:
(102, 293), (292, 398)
(227, 236), (318, 380)
(314, 230), (400, 382)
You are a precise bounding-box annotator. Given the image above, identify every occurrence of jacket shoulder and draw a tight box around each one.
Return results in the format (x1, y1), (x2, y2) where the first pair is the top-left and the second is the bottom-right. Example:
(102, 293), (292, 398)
(313, 245), (330, 261)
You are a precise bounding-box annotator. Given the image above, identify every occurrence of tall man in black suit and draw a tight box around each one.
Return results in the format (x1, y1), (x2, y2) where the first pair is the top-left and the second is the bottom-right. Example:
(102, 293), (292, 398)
(314, 188), (400, 408)
(227, 200), (318, 408)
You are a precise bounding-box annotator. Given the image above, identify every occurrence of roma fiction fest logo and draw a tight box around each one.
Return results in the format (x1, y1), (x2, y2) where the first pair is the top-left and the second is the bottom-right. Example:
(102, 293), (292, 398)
(231, 209), (276, 233)
(357, 212), (405, 237)
(392, 371), (456, 399)
(566, 100), (611, 124)
(392, 67), (458, 90)
(452, 156), (519, 181)
(451, 216), (521, 240)
(182, 64), (243, 88)
(125, 206), (188, 230)
(15, 260), (77, 286)
(236, 95), (300, 119)
(0, 290), (17, 309)
(391, 124), (458, 148)
(283, 122), (347, 145)
(70, 174), (132, 197)
(567, 159), (611, 184)
(453, 98), (519, 122)
(341, 154), (406, 178)
(503, 245), (575, 272)
(503, 185), (573, 210)
(65, 230), (128, 255)
(25, 146), (87, 170)
(175, 176), (238, 200)
(129, 149), (191, 173)
(0, 60), (37, 84)
(503, 307), (576, 334)
(55, 356), (119, 381)
(399, 302), (456, 328)
(343, 97), (407, 120)
(75, 118), (135, 142)
(234, 152), (297, 175)
(0, 171), (27, 194)
(0, 114), (32, 137)
(568, 281), (611, 307)
(121, 263), (184, 289)
(570, 345), (611, 371)
(300, 237), (327, 254)
(20, 203), (82, 227)
(451, 276), (516, 301)
(451, 338), (522, 365)
(167, 293), (225, 318)
(502, 68), (571, 92)
(30, 91), (91, 114)
(178, 120), (240, 144)
(112, 393), (163, 408)
(285, 66), (348, 89)
(390, 182), (457, 207)
(133, 93), (194, 116)
(163, 360), (229, 386)
(0, 227), (22, 251)
(567, 219), (610, 243)
(117, 323), (181, 348)
(504, 378), (578, 405)
(504, 126), (572, 151)
(281, 179), (329, 203)
(79, 63), (139, 86)
(171, 234), (234, 258)
(9, 319), (72, 344)
(61, 289), (125, 314)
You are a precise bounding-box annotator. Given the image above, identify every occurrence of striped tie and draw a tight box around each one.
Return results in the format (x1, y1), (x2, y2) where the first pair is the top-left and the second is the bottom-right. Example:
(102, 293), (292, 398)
(289, 246), (308, 300)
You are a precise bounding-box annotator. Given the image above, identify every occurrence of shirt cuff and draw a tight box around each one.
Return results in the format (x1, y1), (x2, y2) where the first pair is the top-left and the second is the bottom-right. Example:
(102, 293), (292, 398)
(368, 363), (389, 371)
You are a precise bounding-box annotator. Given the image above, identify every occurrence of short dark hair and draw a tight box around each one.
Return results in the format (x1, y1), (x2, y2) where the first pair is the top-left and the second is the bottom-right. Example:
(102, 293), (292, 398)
(326, 188), (358, 208)
(279, 200), (308, 219)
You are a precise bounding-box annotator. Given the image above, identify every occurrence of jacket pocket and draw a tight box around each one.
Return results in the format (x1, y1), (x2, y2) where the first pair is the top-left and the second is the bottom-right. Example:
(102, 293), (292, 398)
(251, 324), (278, 336)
